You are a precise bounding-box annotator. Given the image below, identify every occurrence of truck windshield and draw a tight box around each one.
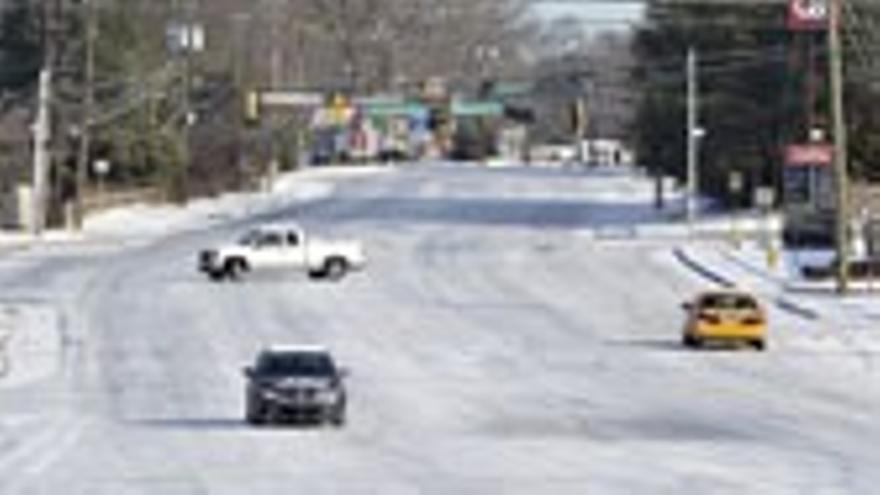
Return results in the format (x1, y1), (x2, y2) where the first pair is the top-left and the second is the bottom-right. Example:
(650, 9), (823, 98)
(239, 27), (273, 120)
(238, 230), (264, 246)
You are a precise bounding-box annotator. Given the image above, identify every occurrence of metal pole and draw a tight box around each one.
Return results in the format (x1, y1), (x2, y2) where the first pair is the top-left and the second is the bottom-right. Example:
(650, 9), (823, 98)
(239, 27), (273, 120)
(686, 47), (699, 226)
(75, 0), (97, 229)
(267, 0), (283, 191)
(829, 0), (850, 293)
(575, 98), (586, 164)
(232, 12), (249, 188)
(180, 0), (195, 203)
(31, 68), (52, 236)
(31, 0), (59, 236)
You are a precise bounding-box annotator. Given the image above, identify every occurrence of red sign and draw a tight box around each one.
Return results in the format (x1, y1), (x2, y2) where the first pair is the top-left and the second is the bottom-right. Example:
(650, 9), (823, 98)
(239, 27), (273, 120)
(785, 143), (834, 166)
(787, 0), (828, 31)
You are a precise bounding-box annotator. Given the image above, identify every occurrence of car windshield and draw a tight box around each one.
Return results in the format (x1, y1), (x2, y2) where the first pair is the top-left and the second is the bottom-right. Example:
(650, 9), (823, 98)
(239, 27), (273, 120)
(257, 352), (335, 376)
(700, 294), (758, 311)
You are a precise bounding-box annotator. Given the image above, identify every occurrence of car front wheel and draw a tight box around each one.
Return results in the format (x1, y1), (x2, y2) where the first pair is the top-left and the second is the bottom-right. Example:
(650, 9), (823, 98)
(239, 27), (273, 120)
(225, 259), (247, 281)
(323, 258), (349, 281)
(683, 334), (701, 349)
(329, 407), (346, 428)
(245, 397), (266, 425)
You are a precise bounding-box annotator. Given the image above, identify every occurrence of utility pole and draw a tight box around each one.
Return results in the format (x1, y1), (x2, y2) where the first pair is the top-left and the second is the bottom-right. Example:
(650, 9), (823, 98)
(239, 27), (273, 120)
(686, 47), (700, 227)
(574, 97), (586, 164)
(232, 12), (250, 187)
(32, 0), (60, 236)
(267, 0), (284, 192)
(32, 68), (52, 236)
(829, 0), (851, 293)
(75, 0), (97, 229)
(179, 0), (196, 203)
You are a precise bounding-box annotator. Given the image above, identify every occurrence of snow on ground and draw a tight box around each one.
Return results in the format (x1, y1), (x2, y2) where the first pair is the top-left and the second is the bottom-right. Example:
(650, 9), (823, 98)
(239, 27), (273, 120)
(0, 165), (390, 390)
(0, 302), (62, 389)
(1, 163), (880, 493)
(83, 165), (389, 239)
(0, 165), (391, 251)
(0, 231), (84, 252)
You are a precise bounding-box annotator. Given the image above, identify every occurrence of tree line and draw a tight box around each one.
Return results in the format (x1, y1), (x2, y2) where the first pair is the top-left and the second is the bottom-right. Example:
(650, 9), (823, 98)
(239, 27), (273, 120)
(0, 0), (537, 207)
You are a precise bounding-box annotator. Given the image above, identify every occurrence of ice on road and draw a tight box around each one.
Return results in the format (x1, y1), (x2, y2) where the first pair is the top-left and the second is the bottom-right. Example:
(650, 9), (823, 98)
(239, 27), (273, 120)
(0, 165), (877, 494)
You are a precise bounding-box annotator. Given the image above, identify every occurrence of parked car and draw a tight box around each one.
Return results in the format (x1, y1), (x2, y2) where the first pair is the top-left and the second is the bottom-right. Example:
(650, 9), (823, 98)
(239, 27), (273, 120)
(243, 346), (348, 426)
(802, 257), (880, 280)
(199, 224), (366, 282)
(681, 290), (767, 350)
(528, 143), (577, 165)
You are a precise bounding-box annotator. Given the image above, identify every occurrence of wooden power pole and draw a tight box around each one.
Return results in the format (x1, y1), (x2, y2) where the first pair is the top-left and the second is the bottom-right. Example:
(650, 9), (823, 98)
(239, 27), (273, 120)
(829, 0), (851, 293)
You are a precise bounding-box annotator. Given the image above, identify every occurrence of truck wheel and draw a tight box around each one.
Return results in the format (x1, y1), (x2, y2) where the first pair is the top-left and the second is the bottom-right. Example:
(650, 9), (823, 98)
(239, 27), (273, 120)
(324, 258), (348, 281)
(208, 270), (226, 282)
(225, 259), (247, 281)
(751, 339), (766, 352)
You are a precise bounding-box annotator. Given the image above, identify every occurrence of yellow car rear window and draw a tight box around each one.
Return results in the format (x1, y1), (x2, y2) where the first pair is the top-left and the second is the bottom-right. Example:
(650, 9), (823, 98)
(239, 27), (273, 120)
(701, 294), (758, 311)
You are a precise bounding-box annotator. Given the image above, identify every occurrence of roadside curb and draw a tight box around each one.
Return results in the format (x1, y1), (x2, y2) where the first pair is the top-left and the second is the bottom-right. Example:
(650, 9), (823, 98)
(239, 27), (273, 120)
(672, 247), (735, 288)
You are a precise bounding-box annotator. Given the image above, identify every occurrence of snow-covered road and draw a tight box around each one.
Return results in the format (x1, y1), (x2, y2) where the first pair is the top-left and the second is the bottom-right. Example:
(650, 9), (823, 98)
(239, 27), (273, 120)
(0, 164), (878, 494)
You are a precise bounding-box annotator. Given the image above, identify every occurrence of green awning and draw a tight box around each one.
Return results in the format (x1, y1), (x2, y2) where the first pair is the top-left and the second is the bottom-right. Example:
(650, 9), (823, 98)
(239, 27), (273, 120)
(361, 102), (428, 119)
(451, 101), (504, 117)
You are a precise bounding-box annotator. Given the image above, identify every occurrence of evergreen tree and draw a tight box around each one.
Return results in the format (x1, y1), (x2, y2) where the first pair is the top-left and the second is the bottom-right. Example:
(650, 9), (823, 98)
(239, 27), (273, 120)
(632, 3), (794, 205)
(0, 0), (42, 93)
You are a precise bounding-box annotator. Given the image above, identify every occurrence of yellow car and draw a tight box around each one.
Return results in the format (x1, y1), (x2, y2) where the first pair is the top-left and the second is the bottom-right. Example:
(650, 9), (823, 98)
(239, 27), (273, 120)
(681, 290), (767, 350)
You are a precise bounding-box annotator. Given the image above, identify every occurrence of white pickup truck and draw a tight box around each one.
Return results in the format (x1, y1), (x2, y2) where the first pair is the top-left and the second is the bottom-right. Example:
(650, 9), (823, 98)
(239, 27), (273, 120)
(199, 224), (366, 282)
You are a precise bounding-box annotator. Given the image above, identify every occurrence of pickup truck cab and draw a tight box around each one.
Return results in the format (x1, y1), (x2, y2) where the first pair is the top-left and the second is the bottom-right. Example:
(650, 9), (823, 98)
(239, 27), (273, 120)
(199, 223), (366, 282)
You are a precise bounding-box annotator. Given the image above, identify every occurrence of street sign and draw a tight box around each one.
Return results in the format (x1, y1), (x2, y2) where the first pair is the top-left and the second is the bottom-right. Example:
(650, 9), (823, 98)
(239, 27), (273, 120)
(785, 143), (833, 166)
(260, 92), (323, 108)
(787, 0), (828, 31)
(165, 23), (205, 53)
(422, 77), (447, 100)
(729, 171), (744, 193)
(755, 187), (775, 209)
(92, 159), (110, 176)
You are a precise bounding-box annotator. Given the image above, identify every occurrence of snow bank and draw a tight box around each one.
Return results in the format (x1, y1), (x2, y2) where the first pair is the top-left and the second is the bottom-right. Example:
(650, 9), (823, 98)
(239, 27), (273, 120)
(0, 231), (84, 251)
(83, 165), (388, 239)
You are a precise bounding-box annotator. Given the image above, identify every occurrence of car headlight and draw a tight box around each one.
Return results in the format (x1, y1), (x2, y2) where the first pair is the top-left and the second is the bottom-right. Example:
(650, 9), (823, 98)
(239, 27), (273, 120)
(261, 388), (284, 400)
(317, 389), (339, 404)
